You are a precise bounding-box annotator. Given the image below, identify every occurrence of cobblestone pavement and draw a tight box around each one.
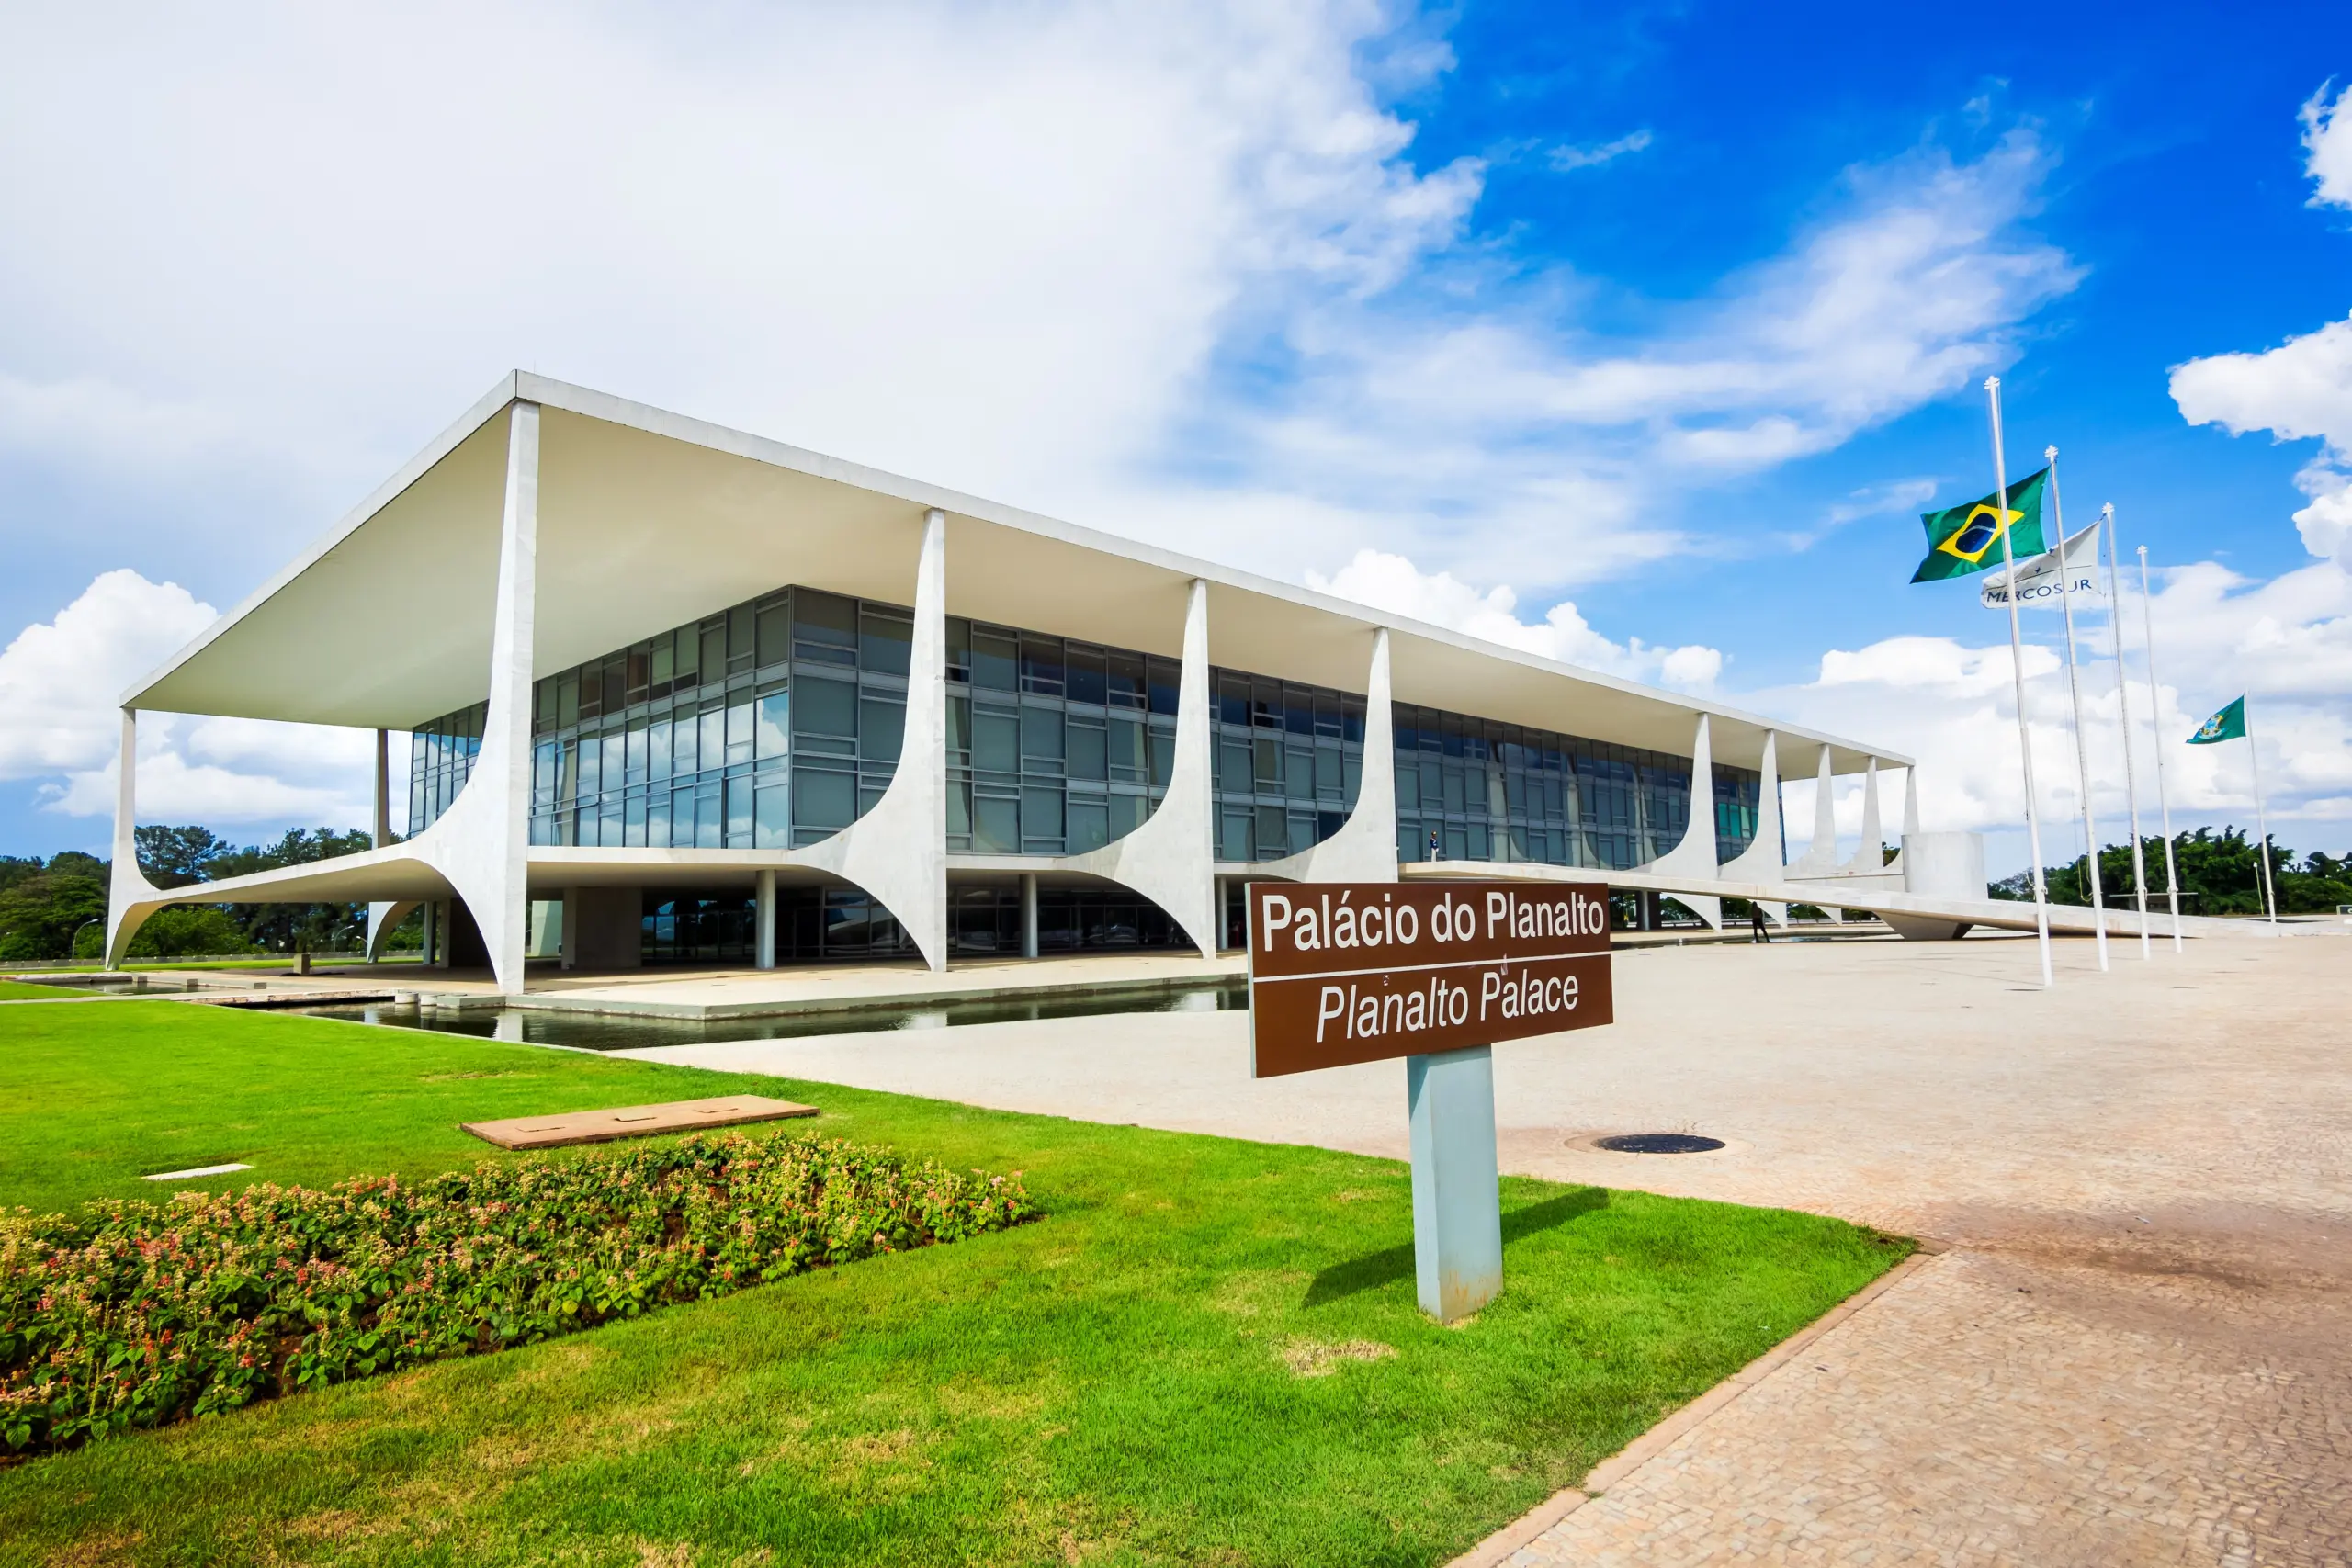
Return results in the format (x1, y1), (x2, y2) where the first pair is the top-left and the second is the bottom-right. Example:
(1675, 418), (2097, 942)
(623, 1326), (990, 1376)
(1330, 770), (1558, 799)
(626, 931), (2352, 1566)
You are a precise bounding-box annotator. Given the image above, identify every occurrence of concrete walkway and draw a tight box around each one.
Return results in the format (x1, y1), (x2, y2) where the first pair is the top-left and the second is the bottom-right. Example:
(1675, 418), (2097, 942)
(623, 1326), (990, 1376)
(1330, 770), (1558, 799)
(616, 933), (2352, 1566)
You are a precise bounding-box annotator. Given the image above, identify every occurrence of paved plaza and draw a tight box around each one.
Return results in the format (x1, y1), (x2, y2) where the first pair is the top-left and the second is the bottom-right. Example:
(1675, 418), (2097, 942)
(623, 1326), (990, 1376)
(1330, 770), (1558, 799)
(619, 929), (2352, 1566)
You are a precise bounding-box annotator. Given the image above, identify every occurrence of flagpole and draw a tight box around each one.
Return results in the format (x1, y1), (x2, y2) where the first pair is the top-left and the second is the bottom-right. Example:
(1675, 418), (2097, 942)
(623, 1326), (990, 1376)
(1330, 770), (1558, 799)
(2045, 447), (2108, 970)
(2137, 545), (2183, 952)
(2245, 704), (2278, 925)
(1987, 378), (2054, 987)
(2102, 504), (2150, 959)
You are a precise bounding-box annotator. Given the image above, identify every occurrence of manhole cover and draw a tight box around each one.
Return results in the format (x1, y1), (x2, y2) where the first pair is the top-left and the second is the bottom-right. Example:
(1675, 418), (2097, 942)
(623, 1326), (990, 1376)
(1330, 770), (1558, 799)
(1594, 1133), (1725, 1155)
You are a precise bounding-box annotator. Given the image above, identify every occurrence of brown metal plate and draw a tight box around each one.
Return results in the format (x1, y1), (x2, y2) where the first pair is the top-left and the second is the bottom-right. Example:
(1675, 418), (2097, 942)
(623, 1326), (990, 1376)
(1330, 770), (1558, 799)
(461, 1094), (819, 1150)
(1249, 882), (1613, 1077)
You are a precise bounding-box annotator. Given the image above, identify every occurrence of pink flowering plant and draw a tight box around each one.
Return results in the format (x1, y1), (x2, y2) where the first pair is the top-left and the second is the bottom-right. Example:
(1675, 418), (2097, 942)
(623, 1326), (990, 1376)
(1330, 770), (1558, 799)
(0, 1131), (1034, 1454)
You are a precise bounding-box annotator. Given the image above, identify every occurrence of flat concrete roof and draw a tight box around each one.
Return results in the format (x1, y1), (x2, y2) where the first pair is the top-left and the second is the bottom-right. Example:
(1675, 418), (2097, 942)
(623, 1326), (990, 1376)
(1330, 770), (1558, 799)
(125, 372), (1908, 775)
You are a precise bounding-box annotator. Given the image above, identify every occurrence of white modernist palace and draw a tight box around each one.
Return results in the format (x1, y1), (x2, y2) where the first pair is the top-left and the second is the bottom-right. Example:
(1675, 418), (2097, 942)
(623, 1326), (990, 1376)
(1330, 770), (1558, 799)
(105, 374), (2140, 994)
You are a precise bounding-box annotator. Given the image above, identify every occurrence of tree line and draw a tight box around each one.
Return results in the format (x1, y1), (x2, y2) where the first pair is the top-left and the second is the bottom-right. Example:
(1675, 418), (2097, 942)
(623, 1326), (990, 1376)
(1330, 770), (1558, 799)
(0, 826), (420, 962)
(1991, 827), (2352, 916)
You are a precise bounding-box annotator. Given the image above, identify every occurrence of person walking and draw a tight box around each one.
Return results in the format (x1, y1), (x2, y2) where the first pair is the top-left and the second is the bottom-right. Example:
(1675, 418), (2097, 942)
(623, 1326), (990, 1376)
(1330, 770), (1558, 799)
(1749, 903), (1771, 943)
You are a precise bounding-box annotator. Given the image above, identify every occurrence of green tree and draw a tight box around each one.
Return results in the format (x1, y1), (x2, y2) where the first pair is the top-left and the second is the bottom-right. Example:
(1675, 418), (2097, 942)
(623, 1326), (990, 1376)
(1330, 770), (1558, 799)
(1993, 827), (2352, 916)
(133, 824), (231, 888)
(0, 858), (107, 961)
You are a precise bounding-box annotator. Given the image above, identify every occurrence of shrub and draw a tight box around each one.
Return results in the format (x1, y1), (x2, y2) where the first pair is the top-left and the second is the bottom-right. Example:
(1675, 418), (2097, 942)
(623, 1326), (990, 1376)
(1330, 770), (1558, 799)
(0, 1132), (1034, 1454)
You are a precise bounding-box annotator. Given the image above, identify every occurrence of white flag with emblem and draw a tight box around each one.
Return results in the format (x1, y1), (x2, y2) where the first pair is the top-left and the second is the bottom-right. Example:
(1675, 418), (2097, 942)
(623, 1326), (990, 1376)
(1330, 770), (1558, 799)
(1980, 518), (2103, 610)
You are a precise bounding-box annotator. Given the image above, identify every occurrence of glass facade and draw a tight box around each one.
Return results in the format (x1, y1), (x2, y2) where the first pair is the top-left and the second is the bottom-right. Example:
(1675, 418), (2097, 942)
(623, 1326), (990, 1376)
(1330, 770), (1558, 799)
(944, 617), (1180, 855)
(1390, 704), (1761, 872)
(403, 590), (1760, 877)
(1211, 671), (1365, 862)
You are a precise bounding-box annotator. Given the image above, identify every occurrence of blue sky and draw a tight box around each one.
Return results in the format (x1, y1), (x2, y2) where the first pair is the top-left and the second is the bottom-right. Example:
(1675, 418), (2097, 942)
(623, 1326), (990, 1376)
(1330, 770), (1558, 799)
(1, 1), (2347, 873)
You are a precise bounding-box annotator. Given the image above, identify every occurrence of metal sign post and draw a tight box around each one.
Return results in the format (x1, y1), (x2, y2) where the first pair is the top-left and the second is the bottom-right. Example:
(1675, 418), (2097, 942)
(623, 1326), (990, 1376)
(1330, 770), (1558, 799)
(1247, 881), (1615, 1322)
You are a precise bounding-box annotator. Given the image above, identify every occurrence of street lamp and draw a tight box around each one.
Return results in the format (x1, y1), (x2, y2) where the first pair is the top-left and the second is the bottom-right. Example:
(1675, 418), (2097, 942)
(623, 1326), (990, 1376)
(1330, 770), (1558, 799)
(71, 917), (102, 964)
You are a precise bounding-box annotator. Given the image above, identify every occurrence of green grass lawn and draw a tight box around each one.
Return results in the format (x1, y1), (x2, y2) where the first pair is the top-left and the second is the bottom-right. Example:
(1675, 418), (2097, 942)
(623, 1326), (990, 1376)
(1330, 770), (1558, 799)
(0, 980), (90, 1000)
(0, 1002), (1905, 1567)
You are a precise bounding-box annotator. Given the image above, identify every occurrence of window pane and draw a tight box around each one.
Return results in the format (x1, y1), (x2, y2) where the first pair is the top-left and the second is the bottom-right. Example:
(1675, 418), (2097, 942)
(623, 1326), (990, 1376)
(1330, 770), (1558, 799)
(700, 707), (726, 773)
(1256, 805), (1286, 860)
(974, 792), (1018, 852)
(673, 788), (695, 839)
(700, 626), (726, 683)
(756, 601), (790, 667)
(649, 719), (672, 783)
(791, 590), (855, 664)
(1147, 657), (1181, 716)
(1067, 798), (1108, 853)
(1316, 748), (1342, 799)
(650, 638), (674, 691)
(1286, 747), (1313, 800)
(1068, 720), (1107, 781)
(626, 722), (649, 783)
(1222, 809), (1252, 861)
(1020, 635), (1065, 695)
(859, 608), (912, 676)
(726, 776), (754, 845)
(1216, 672), (1249, 727)
(728, 605), (755, 669)
(795, 768), (855, 831)
(946, 618), (972, 683)
(946, 777), (972, 840)
(649, 793), (671, 848)
(1149, 728), (1174, 787)
(794, 676), (857, 739)
(972, 627), (1018, 690)
(695, 787), (722, 848)
(946, 694), (970, 757)
(1106, 649), (1147, 709)
(860, 695), (905, 764)
(578, 733), (602, 796)
(673, 626), (700, 688)
(672, 716), (697, 777)
(725, 700), (755, 765)
(1110, 716), (1148, 781)
(755, 692), (789, 759)
(1110, 793), (1147, 840)
(1066, 646), (1107, 705)
(973, 707), (1018, 773)
(1022, 785), (1064, 848)
(1020, 705), (1064, 766)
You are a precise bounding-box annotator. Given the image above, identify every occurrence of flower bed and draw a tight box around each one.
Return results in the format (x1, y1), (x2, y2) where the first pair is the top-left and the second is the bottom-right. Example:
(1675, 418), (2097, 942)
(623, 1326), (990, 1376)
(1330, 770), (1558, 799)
(0, 1131), (1034, 1454)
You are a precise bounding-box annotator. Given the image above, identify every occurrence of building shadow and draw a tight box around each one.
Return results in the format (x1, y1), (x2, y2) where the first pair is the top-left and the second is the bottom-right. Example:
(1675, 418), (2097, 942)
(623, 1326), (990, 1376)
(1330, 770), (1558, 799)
(1301, 1186), (1611, 1308)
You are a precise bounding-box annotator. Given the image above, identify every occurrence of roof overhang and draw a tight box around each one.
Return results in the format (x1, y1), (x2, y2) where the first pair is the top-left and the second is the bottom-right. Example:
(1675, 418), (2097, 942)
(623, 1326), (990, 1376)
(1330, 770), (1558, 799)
(124, 373), (1908, 775)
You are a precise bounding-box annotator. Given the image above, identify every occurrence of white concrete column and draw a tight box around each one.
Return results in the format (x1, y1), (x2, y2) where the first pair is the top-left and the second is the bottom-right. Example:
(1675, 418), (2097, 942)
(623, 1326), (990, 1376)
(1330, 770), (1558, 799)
(1784, 743), (1841, 878)
(755, 869), (777, 969)
(103, 708), (170, 967)
(365, 728), (403, 958)
(1719, 728), (1787, 923)
(1062, 577), (1219, 956)
(1261, 626), (1397, 884)
(421, 400), (540, 995)
(1841, 758), (1884, 874)
(1020, 873), (1039, 958)
(1639, 711), (1723, 929)
(801, 508), (949, 970)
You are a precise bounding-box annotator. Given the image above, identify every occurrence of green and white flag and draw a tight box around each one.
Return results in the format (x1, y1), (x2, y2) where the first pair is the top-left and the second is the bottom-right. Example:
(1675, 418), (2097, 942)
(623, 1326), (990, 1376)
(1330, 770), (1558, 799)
(2188, 695), (2246, 745)
(1911, 467), (2050, 582)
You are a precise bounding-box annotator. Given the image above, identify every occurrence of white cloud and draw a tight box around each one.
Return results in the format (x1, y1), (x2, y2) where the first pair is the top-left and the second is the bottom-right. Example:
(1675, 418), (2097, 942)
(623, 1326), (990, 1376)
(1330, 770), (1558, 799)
(1549, 130), (1654, 171)
(1189, 130), (2082, 586)
(1760, 560), (2352, 869)
(2302, 79), (2352, 210)
(1306, 547), (1724, 691)
(0, 570), (377, 830)
(0, 570), (214, 778)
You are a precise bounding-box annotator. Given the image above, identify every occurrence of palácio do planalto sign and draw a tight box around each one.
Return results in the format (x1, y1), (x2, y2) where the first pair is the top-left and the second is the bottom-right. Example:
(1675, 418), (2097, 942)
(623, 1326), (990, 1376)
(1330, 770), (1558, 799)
(1248, 882), (1614, 1077)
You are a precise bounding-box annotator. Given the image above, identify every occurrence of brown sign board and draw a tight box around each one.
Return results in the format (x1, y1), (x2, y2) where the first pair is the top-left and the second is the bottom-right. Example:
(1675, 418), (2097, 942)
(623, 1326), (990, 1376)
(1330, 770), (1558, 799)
(1248, 882), (1614, 1077)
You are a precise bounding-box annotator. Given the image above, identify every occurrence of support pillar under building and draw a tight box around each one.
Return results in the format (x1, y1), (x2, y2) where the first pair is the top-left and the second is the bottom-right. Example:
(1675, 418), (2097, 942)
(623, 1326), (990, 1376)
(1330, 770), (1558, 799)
(756, 869), (777, 969)
(1020, 873), (1039, 959)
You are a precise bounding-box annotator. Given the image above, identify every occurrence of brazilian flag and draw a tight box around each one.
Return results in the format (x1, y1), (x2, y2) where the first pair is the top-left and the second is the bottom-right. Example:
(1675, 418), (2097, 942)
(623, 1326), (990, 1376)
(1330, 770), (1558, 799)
(2188, 696), (2246, 745)
(1910, 468), (2050, 582)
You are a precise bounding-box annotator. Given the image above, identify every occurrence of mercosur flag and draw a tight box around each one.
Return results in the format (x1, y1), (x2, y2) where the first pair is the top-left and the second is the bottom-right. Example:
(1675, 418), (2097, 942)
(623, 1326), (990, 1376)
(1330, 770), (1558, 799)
(1979, 517), (2104, 610)
(1911, 467), (2050, 582)
(2188, 695), (2246, 744)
